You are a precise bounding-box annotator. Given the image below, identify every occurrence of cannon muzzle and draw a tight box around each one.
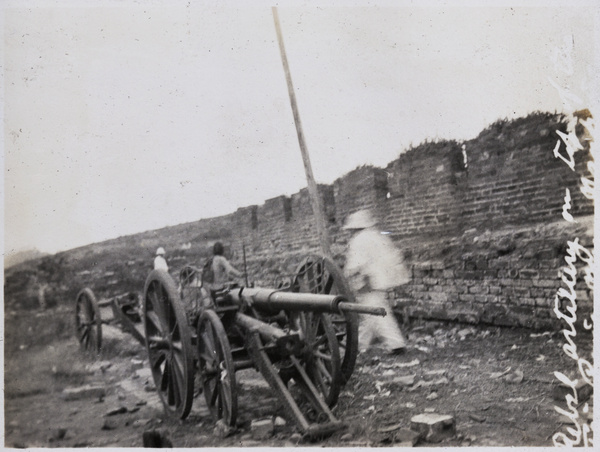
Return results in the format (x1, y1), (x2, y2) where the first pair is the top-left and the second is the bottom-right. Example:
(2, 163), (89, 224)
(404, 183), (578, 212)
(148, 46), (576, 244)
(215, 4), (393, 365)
(229, 287), (386, 317)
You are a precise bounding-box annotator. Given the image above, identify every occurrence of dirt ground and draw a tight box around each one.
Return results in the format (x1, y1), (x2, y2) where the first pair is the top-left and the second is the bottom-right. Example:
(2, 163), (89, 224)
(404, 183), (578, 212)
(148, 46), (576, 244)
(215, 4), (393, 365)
(3, 305), (593, 448)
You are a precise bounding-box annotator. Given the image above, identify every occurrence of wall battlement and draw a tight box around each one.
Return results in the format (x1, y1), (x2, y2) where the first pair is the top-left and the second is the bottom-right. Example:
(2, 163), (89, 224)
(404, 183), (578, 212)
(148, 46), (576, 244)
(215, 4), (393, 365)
(25, 112), (591, 329)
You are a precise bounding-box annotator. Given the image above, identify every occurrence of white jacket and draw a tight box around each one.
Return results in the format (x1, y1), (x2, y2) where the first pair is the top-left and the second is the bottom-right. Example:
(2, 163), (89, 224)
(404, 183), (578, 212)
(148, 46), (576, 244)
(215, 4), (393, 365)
(345, 228), (410, 292)
(154, 255), (169, 271)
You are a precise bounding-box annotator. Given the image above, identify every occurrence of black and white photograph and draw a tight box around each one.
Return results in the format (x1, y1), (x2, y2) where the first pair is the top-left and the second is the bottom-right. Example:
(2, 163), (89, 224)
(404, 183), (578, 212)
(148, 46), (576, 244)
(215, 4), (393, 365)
(3, 0), (597, 448)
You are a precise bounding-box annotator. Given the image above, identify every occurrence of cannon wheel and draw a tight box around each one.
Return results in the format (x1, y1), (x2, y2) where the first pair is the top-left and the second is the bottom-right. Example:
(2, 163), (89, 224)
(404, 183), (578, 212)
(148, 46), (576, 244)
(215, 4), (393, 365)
(143, 269), (195, 420)
(197, 310), (238, 427)
(291, 311), (341, 407)
(293, 255), (359, 383)
(75, 288), (102, 355)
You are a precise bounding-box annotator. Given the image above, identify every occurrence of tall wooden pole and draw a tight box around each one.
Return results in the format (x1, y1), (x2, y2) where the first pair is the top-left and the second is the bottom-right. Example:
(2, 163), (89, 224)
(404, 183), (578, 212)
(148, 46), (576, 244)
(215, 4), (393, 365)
(272, 7), (332, 258)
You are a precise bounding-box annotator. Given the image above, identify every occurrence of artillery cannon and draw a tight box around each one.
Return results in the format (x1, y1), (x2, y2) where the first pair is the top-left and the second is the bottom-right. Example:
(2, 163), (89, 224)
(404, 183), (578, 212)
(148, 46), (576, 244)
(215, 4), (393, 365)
(75, 255), (381, 438)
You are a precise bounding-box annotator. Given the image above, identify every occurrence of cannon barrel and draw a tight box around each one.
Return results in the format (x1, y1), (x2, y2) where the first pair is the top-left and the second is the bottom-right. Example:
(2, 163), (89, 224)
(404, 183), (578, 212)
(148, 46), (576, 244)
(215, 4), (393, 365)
(229, 287), (386, 317)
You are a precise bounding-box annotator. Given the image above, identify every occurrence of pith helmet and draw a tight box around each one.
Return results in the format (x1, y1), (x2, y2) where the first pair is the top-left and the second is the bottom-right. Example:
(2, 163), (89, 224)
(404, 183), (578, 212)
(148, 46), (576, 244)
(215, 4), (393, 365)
(343, 209), (377, 230)
(156, 247), (165, 255)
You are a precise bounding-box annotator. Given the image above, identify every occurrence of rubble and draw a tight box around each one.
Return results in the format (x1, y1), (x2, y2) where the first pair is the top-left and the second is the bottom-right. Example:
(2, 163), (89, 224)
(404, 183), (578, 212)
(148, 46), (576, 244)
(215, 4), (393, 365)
(105, 406), (128, 416)
(393, 428), (421, 446)
(213, 419), (234, 439)
(340, 433), (353, 441)
(424, 369), (447, 378)
(142, 429), (173, 447)
(552, 379), (592, 403)
(60, 385), (106, 401)
(273, 416), (287, 427)
(393, 359), (420, 368)
(410, 413), (455, 443)
(468, 413), (486, 423)
(101, 419), (119, 430)
(130, 359), (144, 371)
(504, 369), (524, 384)
(49, 428), (67, 441)
(426, 392), (439, 400)
(132, 419), (152, 427)
(391, 374), (416, 386)
(250, 418), (274, 440)
(490, 367), (512, 379)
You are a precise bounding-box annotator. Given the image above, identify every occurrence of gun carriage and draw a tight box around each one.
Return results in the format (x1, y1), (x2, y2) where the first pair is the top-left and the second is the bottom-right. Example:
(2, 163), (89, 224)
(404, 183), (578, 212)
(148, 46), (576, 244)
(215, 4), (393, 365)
(75, 255), (383, 437)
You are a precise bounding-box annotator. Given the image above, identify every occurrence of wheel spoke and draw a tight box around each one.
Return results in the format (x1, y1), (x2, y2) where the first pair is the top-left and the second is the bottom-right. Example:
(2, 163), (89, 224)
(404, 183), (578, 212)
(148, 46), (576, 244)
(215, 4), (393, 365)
(171, 340), (183, 353)
(316, 359), (333, 381)
(149, 350), (167, 369)
(149, 289), (167, 331)
(148, 335), (170, 350)
(313, 334), (328, 347)
(221, 377), (232, 417)
(202, 329), (217, 360)
(166, 362), (175, 405)
(169, 358), (181, 407)
(79, 326), (89, 342)
(210, 379), (220, 406)
(146, 312), (164, 335)
(168, 310), (179, 338)
(314, 350), (332, 361)
(324, 274), (334, 294)
(160, 363), (169, 392)
(172, 352), (186, 396)
(81, 327), (90, 346)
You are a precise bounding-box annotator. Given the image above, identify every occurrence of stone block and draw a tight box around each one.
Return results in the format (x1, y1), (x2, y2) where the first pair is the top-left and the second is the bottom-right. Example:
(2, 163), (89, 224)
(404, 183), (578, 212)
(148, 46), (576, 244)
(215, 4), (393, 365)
(61, 385), (106, 401)
(130, 358), (144, 371)
(410, 413), (455, 443)
(250, 418), (274, 440)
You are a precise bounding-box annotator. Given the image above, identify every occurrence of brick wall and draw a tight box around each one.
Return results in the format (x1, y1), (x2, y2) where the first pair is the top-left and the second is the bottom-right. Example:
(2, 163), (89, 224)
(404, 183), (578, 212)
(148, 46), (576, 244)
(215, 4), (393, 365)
(56, 112), (593, 329)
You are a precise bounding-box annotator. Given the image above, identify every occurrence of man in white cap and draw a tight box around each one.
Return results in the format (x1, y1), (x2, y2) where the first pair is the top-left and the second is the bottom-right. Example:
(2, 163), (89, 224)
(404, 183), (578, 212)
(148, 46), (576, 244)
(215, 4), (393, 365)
(154, 247), (169, 272)
(343, 209), (410, 354)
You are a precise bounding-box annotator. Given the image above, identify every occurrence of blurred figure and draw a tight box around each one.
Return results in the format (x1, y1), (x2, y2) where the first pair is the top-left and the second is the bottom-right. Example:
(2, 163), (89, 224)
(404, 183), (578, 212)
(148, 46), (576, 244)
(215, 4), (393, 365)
(154, 247), (169, 271)
(343, 210), (410, 354)
(204, 242), (243, 293)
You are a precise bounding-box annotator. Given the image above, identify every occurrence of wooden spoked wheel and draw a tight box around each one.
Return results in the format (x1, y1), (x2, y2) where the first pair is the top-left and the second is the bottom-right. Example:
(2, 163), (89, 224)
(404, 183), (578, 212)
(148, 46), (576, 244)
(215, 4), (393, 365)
(75, 288), (102, 355)
(293, 255), (359, 383)
(197, 310), (237, 427)
(290, 310), (341, 407)
(143, 269), (195, 420)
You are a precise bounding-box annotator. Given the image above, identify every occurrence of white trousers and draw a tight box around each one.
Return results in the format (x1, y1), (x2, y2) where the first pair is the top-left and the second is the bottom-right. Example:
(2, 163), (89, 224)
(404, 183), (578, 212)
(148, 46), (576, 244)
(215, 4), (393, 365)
(358, 291), (406, 351)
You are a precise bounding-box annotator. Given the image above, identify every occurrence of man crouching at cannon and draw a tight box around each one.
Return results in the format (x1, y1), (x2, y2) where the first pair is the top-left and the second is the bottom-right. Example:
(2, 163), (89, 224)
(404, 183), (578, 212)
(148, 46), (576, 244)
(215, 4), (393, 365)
(204, 241), (244, 295)
(179, 242), (243, 322)
(343, 209), (411, 355)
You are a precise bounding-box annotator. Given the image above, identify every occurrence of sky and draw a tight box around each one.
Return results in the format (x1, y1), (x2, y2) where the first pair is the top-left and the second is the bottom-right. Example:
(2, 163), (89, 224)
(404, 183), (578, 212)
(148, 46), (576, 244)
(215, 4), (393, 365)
(3, 0), (599, 255)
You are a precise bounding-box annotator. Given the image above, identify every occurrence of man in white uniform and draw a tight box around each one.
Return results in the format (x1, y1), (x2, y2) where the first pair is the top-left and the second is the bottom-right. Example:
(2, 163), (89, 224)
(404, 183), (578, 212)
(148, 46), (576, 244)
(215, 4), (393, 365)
(154, 247), (169, 271)
(343, 210), (410, 354)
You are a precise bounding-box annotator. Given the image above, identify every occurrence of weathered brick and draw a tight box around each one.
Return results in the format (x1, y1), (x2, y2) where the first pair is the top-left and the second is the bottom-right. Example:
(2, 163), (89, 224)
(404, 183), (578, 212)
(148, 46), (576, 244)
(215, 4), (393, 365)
(533, 279), (559, 288)
(428, 292), (448, 303)
(468, 285), (488, 294)
(518, 297), (536, 306)
(458, 294), (477, 303)
(520, 269), (539, 279)
(488, 285), (502, 295)
(430, 285), (446, 293)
